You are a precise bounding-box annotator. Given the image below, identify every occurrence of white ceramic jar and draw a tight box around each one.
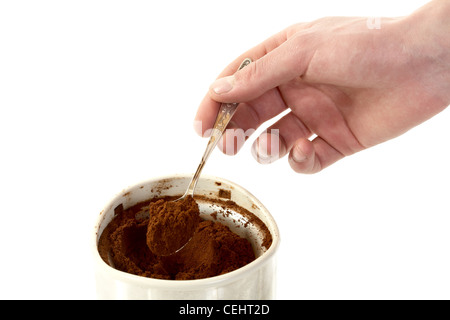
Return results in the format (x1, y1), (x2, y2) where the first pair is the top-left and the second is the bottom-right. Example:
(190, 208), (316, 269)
(92, 174), (280, 299)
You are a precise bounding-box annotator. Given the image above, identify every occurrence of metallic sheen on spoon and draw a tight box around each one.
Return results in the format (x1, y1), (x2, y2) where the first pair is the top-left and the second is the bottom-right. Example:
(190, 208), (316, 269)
(176, 57), (252, 202)
(146, 58), (252, 257)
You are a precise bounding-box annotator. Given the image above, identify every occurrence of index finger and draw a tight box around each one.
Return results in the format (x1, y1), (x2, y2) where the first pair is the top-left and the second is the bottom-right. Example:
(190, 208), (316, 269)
(193, 27), (291, 137)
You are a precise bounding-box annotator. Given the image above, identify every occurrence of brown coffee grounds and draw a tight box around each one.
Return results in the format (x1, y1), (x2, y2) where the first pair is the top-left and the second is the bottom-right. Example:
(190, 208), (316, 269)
(98, 196), (256, 280)
(161, 220), (255, 280)
(218, 189), (231, 199)
(146, 196), (200, 256)
(196, 196), (273, 250)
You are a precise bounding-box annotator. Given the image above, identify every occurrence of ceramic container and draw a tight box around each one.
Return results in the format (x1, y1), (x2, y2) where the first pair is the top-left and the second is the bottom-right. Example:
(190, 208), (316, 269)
(92, 174), (280, 299)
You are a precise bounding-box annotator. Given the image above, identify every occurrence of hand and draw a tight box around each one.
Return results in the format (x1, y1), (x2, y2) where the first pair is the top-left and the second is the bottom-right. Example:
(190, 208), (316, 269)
(194, 0), (450, 173)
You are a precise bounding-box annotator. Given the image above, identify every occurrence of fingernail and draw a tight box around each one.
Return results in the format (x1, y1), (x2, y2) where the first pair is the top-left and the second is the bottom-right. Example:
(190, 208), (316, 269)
(292, 144), (307, 163)
(251, 132), (284, 164)
(218, 128), (245, 156)
(193, 119), (204, 137)
(210, 76), (234, 94)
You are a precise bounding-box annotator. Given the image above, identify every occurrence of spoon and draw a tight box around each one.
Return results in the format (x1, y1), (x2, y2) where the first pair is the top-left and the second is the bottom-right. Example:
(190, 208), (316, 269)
(146, 58), (252, 257)
(177, 57), (252, 202)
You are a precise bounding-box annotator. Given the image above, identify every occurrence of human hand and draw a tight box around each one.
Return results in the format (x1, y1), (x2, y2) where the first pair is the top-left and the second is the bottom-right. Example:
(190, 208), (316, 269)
(194, 0), (450, 173)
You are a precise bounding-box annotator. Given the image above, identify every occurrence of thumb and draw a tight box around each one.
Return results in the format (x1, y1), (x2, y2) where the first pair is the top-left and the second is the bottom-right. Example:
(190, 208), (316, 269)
(209, 38), (307, 103)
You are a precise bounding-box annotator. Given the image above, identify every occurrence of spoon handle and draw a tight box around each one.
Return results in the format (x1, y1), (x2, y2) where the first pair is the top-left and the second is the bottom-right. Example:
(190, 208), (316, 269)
(184, 58), (252, 197)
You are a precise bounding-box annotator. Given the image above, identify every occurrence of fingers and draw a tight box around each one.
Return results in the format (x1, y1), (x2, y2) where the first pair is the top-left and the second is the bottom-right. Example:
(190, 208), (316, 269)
(209, 26), (293, 82)
(288, 137), (345, 174)
(251, 130), (287, 164)
(209, 35), (310, 104)
(248, 83), (365, 173)
(251, 111), (311, 163)
(217, 88), (288, 155)
(250, 116), (347, 174)
(193, 22), (363, 174)
(250, 127), (347, 174)
(194, 25), (309, 138)
(193, 94), (220, 137)
(194, 88), (287, 139)
(194, 29), (291, 138)
(251, 128), (347, 173)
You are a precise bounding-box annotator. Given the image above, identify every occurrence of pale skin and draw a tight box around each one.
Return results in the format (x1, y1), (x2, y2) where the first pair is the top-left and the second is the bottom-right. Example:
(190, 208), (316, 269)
(194, 0), (450, 174)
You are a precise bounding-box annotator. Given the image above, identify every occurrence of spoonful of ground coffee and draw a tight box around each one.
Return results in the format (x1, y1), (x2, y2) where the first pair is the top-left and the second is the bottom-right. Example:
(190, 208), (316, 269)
(146, 196), (200, 256)
(146, 58), (252, 256)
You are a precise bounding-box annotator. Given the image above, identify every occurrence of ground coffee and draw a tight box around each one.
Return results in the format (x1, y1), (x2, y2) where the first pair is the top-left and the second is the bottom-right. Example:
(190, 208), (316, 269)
(146, 196), (200, 256)
(98, 197), (256, 280)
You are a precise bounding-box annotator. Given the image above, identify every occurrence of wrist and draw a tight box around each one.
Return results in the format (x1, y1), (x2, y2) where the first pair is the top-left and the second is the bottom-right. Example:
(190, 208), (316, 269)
(400, 0), (450, 104)
(406, 0), (450, 53)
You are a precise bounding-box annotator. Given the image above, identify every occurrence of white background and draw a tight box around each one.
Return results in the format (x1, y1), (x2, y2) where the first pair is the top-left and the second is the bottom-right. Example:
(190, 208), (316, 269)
(0, 0), (449, 299)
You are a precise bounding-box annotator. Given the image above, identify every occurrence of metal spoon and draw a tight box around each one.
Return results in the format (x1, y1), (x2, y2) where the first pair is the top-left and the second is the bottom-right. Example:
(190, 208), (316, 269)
(176, 57), (252, 202)
(146, 58), (252, 257)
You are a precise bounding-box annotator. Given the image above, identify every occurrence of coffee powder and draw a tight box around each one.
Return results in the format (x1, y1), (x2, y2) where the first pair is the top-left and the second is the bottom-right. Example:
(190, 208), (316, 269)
(98, 197), (256, 280)
(146, 196), (200, 256)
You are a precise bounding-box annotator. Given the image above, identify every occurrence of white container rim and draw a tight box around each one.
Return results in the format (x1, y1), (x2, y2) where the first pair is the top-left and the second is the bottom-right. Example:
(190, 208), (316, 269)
(92, 173), (280, 291)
